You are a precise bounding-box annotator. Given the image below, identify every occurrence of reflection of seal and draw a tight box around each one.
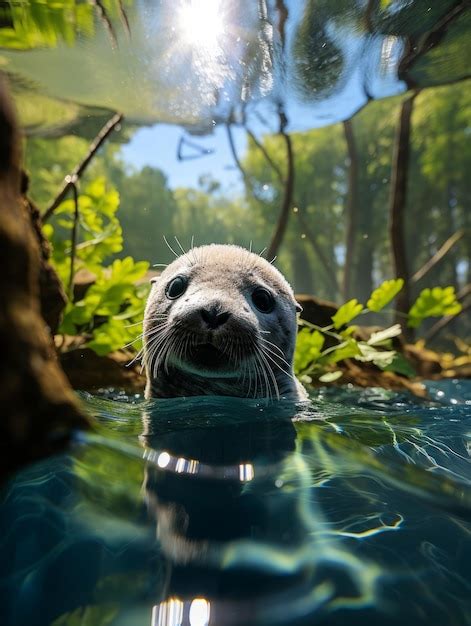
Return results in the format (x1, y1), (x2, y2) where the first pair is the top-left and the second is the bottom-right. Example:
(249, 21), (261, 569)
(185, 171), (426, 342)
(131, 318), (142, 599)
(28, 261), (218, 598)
(143, 244), (306, 400)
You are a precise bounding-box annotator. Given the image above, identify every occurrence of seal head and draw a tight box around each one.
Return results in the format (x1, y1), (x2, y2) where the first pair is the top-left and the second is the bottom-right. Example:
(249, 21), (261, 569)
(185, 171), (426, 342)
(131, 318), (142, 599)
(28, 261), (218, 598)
(143, 244), (305, 400)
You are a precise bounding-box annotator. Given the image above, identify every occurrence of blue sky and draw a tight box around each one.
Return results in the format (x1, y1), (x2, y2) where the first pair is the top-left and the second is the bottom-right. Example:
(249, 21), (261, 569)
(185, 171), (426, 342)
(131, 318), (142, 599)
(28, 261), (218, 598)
(121, 122), (247, 192)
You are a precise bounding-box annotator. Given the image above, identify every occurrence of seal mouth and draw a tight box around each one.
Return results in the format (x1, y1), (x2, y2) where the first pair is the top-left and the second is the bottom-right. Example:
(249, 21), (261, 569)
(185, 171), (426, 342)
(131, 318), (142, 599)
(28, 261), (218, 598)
(189, 342), (227, 369)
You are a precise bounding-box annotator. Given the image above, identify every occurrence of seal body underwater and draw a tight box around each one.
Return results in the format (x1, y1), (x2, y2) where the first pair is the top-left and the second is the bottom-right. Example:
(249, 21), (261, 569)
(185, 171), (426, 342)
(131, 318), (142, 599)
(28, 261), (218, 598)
(143, 244), (307, 400)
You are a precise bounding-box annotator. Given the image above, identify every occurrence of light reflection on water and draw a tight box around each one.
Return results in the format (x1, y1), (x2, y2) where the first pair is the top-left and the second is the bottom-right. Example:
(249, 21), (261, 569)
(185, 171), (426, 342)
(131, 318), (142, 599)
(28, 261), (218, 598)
(1, 382), (471, 626)
(2, 2), (468, 134)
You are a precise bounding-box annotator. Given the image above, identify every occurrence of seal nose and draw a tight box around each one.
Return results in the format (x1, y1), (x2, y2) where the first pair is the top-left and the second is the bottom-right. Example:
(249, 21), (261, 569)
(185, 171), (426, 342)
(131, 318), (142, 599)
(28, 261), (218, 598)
(200, 306), (231, 329)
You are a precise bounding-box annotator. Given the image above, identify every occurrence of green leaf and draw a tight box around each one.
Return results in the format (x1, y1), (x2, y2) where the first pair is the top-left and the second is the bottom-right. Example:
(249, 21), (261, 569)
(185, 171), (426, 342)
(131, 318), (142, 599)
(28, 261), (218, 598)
(294, 328), (325, 374)
(367, 279), (404, 312)
(367, 324), (402, 346)
(331, 299), (363, 329)
(318, 370), (343, 383)
(408, 286), (462, 328)
(380, 354), (417, 378)
(322, 339), (361, 364)
(355, 343), (396, 367)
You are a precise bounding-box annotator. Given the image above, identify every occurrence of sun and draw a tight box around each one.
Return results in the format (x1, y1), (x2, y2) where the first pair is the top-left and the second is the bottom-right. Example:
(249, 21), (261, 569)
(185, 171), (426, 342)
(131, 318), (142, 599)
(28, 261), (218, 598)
(178, 0), (225, 51)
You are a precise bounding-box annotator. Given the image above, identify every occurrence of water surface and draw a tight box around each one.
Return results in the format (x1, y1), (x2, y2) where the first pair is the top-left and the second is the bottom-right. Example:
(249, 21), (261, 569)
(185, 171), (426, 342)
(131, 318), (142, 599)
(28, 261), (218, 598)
(1, 381), (471, 625)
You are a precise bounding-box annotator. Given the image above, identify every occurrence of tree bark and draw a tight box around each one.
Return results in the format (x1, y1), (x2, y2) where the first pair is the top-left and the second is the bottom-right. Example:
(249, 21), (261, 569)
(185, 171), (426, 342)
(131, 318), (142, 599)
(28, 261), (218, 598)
(342, 118), (359, 300)
(267, 126), (294, 260)
(389, 91), (419, 340)
(0, 77), (90, 482)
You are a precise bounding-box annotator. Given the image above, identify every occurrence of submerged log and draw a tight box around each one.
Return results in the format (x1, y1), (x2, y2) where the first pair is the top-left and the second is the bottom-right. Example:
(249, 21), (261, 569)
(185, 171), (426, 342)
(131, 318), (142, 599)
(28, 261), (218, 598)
(0, 77), (90, 482)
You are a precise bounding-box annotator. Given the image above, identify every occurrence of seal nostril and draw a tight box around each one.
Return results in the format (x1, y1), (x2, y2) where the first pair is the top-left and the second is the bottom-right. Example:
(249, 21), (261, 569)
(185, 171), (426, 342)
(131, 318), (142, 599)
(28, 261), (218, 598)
(201, 307), (231, 329)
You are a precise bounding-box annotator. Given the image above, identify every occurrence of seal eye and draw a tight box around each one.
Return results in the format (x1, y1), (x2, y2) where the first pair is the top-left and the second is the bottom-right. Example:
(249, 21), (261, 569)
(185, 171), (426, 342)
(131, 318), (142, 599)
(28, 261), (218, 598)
(252, 287), (275, 313)
(166, 275), (188, 299)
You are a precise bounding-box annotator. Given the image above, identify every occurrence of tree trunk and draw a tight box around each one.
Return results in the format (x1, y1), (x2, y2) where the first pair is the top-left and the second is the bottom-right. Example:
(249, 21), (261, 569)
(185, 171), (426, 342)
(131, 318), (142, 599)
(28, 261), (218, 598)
(342, 119), (359, 300)
(0, 77), (90, 482)
(389, 91), (419, 340)
(267, 128), (294, 260)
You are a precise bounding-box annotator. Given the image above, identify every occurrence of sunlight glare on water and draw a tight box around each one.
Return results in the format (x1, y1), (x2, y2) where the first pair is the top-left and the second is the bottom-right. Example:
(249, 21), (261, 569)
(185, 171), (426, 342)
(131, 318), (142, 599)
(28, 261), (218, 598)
(178, 0), (225, 51)
(1, 384), (470, 626)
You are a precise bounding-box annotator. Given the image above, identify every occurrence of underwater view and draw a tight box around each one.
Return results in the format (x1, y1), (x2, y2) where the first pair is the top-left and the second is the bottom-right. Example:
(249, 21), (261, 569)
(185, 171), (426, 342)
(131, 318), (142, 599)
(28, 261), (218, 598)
(0, 1), (470, 625)
(2, 383), (471, 625)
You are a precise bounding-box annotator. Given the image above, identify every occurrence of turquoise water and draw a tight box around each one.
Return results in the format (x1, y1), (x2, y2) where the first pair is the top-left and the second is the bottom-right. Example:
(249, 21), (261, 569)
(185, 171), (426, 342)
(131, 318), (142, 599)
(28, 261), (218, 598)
(1, 381), (470, 626)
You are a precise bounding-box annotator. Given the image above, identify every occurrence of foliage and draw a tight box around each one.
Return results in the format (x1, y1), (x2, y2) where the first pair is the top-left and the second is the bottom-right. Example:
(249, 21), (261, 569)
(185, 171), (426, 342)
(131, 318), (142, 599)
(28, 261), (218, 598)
(23, 79), (469, 363)
(331, 299), (363, 329)
(367, 279), (404, 312)
(45, 177), (149, 356)
(0, 0), (131, 50)
(294, 279), (461, 383)
(408, 287), (462, 329)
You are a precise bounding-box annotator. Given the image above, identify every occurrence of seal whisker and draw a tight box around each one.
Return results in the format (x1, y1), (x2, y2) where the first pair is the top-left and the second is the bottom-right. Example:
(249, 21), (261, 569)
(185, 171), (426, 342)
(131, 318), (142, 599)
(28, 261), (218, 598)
(163, 235), (179, 258)
(260, 346), (296, 381)
(140, 326), (168, 350)
(125, 316), (166, 329)
(260, 349), (293, 376)
(145, 319), (186, 376)
(254, 348), (271, 401)
(127, 348), (144, 368)
(143, 244), (306, 400)
(250, 358), (259, 398)
(123, 324), (166, 352)
(174, 236), (187, 255)
(146, 333), (169, 377)
(252, 352), (264, 399)
(145, 325), (177, 376)
(259, 341), (293, 371)
(259, 336), (287, 358)
(257, 347), (280, 400)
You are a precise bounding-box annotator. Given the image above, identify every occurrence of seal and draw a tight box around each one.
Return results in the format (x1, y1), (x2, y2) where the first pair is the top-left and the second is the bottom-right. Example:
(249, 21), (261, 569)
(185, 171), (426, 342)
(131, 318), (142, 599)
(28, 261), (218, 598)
(143, 244), (306, 400)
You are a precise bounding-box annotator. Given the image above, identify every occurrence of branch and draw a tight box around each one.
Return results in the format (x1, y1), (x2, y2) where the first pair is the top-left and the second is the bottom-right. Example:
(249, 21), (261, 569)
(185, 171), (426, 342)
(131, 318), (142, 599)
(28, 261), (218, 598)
(91, 0), (118, 49)
(177, 135), (214, 161)
(243, 120), (338, 293)
(43, 113), (123, 221)
(118, 0), (131, 39)
(226, 122), (251, 187)
(226, 120), (285, 210)
(275, 0), (289, 49)
(389, 90), (419, 338)
(67, 183), (79, 299)
(266, 114), (295, 260)
(411, 229), (465, 283)
(342, 118), (359, 300)
(363, 0), (377, 33)
(246, 128), (284, 184)
(399, 2), (468, 88)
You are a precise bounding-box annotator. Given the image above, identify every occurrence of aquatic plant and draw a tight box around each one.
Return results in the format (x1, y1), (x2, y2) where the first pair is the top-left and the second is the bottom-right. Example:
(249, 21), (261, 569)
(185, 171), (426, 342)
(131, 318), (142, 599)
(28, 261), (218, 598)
(294, 279), (462, 383)
(44, 177), (149, 356)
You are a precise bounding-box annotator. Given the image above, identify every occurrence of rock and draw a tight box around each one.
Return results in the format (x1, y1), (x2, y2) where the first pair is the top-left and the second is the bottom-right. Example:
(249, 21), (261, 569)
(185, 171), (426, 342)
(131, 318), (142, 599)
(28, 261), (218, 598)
(60, 348), (146, 393)
(296, 293), (339, 328)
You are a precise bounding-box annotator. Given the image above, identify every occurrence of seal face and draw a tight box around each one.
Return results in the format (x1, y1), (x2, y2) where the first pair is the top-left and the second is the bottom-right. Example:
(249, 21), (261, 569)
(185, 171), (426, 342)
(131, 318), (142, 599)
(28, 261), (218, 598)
(143, 244), (306, 400)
